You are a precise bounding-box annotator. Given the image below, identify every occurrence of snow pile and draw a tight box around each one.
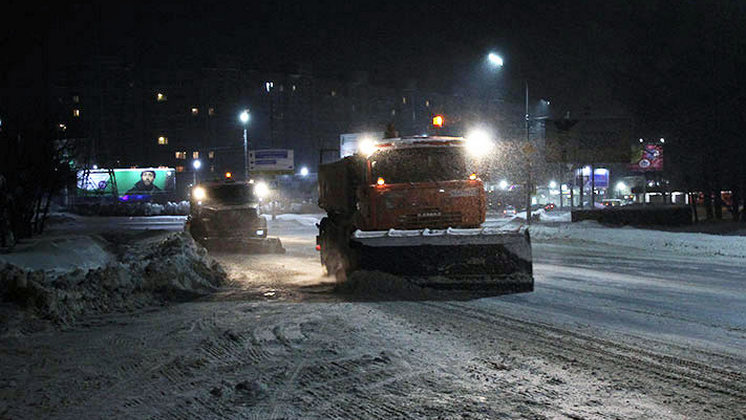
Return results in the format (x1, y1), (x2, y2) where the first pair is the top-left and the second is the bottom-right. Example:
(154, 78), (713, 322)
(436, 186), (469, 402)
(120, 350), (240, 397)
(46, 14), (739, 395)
(0, 232), (226, 324)
(531, 221), (746, 259)
(0, 235), (112, 273)
(270, 213), (324, 227)
(74, 201), (190, 216)
(336, 270), (440, 300)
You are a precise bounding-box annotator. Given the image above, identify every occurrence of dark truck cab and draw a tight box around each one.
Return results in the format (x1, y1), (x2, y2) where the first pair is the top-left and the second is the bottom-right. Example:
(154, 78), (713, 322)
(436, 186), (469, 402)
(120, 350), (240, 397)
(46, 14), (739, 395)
(187, 180), (284, 253)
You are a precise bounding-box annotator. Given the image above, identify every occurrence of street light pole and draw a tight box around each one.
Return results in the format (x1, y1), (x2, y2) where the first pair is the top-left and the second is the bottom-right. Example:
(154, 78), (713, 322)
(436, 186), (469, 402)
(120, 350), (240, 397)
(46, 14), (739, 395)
(239, 110), (250, 181)
(243, 127), (248, 180)
(525, 80), (532, 226)
(488, 52), (533, 225)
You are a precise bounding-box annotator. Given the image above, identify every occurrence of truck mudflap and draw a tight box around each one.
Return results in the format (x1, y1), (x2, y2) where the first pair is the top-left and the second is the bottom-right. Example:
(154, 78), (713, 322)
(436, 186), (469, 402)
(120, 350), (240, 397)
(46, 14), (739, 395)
(349, 227), (533, 294)
(196, 237), (285, 254)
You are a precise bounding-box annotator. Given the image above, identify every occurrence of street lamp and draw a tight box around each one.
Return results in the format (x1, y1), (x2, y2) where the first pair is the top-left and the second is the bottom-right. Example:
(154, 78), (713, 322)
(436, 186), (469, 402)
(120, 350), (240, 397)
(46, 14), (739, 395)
(300, 166), (309, 177)
(239, 110), (250, 180)
(487, 52), (533, 225)
(487, 52), (504, 67)
(192, 159), (202, 185)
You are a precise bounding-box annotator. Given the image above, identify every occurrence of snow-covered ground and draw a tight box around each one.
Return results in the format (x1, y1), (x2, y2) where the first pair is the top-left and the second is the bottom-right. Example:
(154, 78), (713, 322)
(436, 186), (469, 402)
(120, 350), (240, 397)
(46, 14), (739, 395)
(1, 212), (745, 418)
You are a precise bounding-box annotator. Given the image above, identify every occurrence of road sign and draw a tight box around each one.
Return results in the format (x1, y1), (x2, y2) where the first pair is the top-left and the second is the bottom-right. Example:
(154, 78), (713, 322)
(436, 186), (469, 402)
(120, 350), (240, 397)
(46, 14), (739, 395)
(249, 149), (294, 173)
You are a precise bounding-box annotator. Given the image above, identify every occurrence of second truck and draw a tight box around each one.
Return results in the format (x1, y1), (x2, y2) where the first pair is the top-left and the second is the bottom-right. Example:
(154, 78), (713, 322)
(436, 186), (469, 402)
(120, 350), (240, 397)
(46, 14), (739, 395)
(316, 135), (533, 295)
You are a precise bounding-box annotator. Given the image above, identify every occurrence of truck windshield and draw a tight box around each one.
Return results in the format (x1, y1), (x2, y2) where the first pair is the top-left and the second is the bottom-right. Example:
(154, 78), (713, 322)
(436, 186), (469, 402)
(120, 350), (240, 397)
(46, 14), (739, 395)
(206, 184), (257, 204)
(370, 147), (469, 184)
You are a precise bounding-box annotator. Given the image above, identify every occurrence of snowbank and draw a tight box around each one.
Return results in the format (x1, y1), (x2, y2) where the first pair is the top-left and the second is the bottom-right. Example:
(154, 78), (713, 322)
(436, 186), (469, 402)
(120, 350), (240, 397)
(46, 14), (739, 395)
(336, 270), (440, 300)
(0, 235), (112, 272)
(531, 221), (746, 259)
(73, 201), (190, 216)
(269, 213), (324, 227)
(0, 232), (226, 324)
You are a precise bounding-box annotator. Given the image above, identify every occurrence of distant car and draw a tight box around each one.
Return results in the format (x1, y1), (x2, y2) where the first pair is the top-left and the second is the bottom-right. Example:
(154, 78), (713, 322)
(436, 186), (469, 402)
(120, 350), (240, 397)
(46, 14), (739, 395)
(544, 202), (556, 211)
(601, 199), (623, 208)
(503, 205), (516, 217)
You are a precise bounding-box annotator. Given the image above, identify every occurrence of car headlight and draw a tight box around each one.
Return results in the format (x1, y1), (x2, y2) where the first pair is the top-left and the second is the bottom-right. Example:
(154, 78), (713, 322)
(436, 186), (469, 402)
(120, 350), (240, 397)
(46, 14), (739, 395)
(254, 181), (270, 199)
(192, 186), (206, 201)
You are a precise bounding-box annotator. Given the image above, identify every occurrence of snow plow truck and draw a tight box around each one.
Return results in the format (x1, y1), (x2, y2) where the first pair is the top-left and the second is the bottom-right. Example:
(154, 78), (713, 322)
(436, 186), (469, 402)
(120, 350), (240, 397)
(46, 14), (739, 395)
(316, 135), (533, 294)
(188, 177), (284, 253)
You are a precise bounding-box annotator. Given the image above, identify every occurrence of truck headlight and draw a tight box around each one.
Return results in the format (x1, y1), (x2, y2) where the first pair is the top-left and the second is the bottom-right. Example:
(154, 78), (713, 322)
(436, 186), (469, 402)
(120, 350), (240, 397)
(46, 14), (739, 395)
(192, 186), (206, 201)
(254, 181), (270, 199)
(465, 129), (495, 157)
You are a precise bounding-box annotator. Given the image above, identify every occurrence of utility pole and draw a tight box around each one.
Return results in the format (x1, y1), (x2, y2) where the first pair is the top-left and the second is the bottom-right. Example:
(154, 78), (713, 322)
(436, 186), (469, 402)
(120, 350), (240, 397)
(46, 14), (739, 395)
(525, 81), (532, 225)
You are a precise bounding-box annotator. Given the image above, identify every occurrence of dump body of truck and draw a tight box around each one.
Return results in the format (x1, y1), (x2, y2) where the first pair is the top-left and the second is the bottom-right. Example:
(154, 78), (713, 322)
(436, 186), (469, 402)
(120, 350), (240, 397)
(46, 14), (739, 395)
(316, 136), (533, 294)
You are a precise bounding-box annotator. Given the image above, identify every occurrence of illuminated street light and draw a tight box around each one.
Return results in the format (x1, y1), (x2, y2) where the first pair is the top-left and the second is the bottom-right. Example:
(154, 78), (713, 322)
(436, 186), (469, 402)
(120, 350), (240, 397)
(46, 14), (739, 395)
(549, 180), (557, 189)
(487, 52), (504, 67)
(499, 180), (509, 190)
(486, 51), (533, 224)
(239, 110), (250, 180)
(616, 182), (627, 191)
(192, 159), (202, 184)
(300, 166), (309, 177)
(660, 138), (665, 144)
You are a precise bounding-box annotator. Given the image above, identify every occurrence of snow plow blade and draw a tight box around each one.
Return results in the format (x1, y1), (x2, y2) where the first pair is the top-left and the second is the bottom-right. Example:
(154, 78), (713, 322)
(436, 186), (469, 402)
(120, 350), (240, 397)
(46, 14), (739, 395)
(350, 227), (533, 294)
(197, 237), (285, 254)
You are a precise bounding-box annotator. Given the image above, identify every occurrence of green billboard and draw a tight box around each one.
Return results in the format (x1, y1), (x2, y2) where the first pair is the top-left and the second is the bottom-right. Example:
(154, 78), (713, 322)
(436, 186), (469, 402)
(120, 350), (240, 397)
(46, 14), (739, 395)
(77, 168), (176, 199)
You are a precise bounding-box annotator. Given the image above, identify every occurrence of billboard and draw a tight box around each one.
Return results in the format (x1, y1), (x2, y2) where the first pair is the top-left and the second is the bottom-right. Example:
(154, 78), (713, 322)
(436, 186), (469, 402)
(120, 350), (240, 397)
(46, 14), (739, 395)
(249, 149), (294, 173)
(545, 118), (632, 163)
(77, 168), (176, 199)
(629, 143), (663, 172)
(575, 166), (609, 188)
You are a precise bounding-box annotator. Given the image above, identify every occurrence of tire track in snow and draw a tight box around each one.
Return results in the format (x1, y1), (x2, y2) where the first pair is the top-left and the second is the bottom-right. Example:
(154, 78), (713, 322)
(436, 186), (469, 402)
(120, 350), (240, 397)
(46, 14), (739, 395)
(425, 301), (746, 401)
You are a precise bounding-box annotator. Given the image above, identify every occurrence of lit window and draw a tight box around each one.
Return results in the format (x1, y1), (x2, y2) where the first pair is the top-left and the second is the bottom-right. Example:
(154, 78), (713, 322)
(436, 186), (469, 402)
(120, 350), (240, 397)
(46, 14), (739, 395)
(402, 96), (407, 104)
(331, 90), (336, 97)
(73, 109), (80, 117)
(292, 84), (296, 91)
(191, 107), (199, 115)
(425, 100), (430, 107)
(265, 81), (274, 92)
(192, 151), (199, 159)
(208, 151), (215, 159)
(156, 92), (167, 102)
(208, 107), (215, 116)
(175, 151), (186, 160)
(176, 166), (185, 173)
(158, 136), (168, 145)
(391, 109), (396, 116)
(72, 95), (80, 103)
(210, 165), (215, 173)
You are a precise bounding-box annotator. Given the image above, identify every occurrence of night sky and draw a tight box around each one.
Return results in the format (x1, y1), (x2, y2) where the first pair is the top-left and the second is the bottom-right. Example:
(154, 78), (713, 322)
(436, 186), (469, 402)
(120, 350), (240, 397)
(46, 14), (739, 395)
(2, 1), (745, 129)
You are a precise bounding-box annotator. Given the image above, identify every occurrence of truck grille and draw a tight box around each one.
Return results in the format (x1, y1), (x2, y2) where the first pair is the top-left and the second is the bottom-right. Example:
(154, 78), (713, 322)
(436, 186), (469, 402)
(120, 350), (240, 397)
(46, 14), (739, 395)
(397, 210), (462, 229)
(203, 208), (259, 234)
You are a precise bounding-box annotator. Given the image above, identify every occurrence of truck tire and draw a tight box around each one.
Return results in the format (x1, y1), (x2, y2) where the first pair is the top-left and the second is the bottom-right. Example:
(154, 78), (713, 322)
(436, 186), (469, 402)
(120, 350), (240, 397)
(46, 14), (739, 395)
(318, 216), (356, 282)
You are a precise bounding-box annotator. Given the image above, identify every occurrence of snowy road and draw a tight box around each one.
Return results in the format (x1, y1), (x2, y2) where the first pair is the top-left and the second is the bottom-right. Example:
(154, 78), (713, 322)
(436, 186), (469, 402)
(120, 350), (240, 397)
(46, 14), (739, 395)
(2, 215), (745, 418)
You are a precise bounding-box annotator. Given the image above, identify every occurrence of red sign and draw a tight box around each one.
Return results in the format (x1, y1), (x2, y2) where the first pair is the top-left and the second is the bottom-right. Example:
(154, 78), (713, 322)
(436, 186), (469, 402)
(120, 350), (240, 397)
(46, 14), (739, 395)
(630, 144), (663, 172)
